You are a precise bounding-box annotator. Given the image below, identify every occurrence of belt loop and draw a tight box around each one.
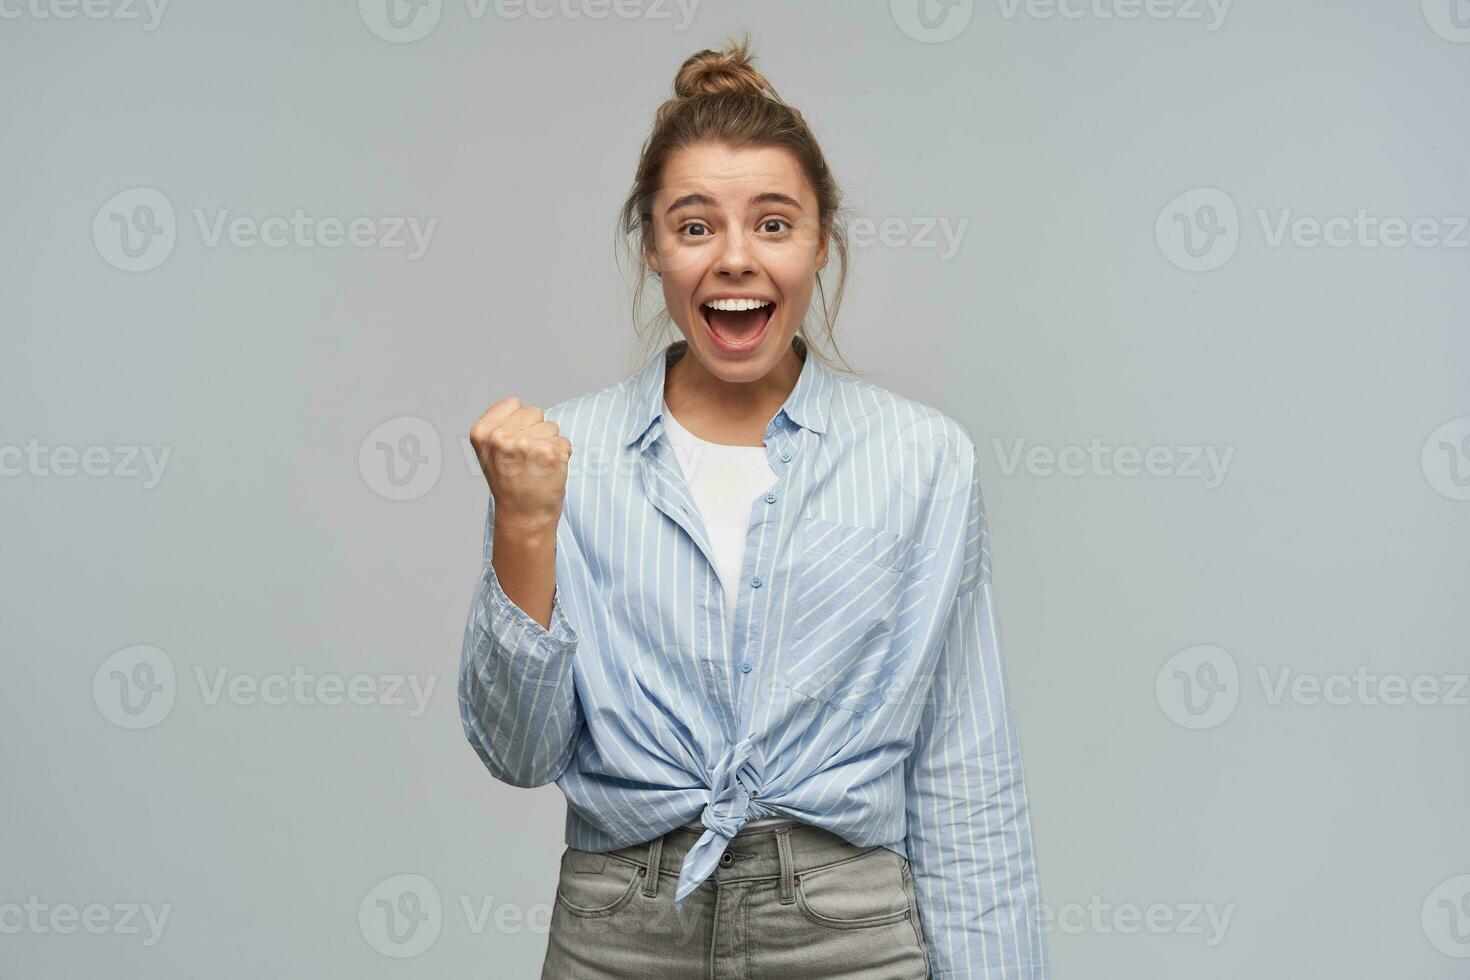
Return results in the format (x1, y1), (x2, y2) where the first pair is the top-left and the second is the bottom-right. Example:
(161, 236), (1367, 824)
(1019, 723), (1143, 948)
(642, 833), (664, 898)
(775, 826), (795, 905)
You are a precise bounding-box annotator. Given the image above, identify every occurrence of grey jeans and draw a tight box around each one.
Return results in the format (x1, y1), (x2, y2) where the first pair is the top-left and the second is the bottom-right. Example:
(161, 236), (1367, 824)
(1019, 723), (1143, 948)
(540, 821), (932, 979)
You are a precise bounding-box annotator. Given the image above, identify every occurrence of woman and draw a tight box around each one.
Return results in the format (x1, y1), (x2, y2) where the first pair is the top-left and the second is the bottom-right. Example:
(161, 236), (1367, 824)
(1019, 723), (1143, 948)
(460, 35), (1050, 980)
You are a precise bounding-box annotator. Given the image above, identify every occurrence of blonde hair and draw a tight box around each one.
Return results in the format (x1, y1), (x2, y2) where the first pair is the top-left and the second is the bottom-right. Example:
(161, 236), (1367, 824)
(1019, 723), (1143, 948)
(615, 32), (861, 376)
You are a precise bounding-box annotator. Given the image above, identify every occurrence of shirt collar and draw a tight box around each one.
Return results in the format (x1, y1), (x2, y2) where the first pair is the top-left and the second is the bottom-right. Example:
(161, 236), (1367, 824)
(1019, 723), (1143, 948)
(621, 337), (833, 450)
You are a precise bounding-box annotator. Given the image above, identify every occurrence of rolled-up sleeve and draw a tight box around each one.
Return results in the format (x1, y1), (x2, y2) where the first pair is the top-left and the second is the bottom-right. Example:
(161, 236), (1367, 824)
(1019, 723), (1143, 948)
(903, 452), (1050, 979)
(458, 494), (582, 789)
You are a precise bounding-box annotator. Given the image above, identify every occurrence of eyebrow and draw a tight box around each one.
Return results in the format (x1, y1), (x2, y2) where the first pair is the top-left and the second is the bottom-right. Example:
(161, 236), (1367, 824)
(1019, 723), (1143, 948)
(664, 192), (803, 215)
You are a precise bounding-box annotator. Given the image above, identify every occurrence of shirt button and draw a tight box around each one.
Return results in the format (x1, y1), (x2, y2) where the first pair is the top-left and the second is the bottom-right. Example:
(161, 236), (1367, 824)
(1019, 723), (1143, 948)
(751, 576), (762, 588)
(765, 492), (777, 504)
(740, 661), (751, 673)
(780, 452), (791, 462)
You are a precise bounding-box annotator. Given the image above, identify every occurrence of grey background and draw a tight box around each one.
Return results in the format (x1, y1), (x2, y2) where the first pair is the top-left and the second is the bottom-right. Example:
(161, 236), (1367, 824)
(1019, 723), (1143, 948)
(3, 0), (1468, 976)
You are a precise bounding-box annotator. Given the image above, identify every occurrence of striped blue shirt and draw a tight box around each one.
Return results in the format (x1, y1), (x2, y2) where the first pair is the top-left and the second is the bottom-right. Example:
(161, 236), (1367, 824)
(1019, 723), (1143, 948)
(459, 339), (1049, 978)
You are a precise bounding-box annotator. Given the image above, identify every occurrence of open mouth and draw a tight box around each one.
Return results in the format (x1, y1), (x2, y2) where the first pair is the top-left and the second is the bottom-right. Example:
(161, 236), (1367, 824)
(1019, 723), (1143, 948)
(699, 298), (776, 354)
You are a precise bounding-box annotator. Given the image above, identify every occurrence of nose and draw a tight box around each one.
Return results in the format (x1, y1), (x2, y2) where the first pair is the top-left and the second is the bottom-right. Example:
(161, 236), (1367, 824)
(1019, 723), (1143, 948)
(713, 228), (756, 278)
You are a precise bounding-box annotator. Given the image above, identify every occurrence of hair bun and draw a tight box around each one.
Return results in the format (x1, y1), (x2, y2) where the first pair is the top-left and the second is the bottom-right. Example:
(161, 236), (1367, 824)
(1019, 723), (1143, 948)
(672, 33), (779, 102)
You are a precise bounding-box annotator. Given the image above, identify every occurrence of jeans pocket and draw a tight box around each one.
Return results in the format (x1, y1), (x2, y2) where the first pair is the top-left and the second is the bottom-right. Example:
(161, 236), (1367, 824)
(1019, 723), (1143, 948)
(553, 848), (642, 918)
(792, 847), (914, 930)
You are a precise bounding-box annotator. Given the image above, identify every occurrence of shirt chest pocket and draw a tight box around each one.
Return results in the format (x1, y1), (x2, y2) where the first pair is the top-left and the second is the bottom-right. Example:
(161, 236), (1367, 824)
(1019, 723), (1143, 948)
(782, 516), (932, 713)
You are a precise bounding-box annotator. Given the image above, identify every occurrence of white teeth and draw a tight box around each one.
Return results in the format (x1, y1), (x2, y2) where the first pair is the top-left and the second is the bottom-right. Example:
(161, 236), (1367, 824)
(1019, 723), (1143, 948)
(703, 298), (773, 312)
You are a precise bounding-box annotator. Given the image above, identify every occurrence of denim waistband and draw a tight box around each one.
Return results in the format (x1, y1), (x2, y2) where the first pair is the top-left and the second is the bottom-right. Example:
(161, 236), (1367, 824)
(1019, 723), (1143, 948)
(603, 820), (897, 895)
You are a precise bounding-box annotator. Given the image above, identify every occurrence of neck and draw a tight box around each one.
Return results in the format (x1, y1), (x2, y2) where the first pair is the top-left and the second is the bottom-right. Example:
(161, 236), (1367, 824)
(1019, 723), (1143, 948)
(663, 339), (803, 447)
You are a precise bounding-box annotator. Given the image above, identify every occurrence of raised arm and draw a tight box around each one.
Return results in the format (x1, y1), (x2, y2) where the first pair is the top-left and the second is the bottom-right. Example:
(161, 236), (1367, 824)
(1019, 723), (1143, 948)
(457, 396), (583, 788)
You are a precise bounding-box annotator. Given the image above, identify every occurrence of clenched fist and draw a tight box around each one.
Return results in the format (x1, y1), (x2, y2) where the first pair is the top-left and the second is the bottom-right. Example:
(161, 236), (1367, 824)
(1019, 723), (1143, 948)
(470, 396), (573, 530)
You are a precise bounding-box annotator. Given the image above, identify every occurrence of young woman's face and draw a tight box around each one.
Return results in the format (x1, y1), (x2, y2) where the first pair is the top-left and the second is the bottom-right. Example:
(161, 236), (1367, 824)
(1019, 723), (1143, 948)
(646, 142), (828, 382)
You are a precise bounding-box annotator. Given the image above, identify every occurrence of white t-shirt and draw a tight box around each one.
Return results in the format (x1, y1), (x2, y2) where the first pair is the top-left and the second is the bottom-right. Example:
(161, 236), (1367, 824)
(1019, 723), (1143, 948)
(662, 399), (799, 833)
(661, 400), (779, 625)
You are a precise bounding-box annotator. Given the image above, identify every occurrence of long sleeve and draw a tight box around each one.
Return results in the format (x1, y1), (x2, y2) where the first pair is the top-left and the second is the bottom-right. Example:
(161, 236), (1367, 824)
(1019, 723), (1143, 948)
(902, 454), (1050, 979)
(458, 492), (583, 789)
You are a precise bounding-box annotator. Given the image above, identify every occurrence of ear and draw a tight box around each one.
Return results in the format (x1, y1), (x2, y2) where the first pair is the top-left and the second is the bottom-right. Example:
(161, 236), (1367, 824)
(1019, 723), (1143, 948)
(816, 228), (830, 270)
(644, 240), (661, 276)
